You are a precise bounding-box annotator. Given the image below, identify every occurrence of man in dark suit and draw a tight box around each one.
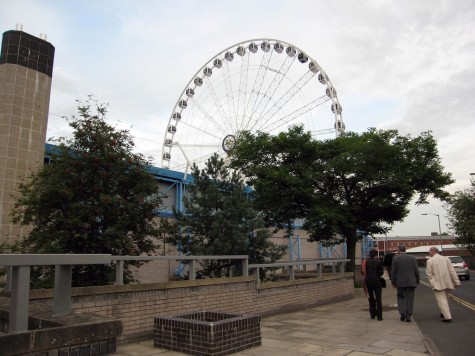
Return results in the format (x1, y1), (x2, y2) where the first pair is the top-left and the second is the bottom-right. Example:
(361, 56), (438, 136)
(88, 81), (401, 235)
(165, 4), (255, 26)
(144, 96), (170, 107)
(391, 244), (420, 322)
(383, 252), (395, 278)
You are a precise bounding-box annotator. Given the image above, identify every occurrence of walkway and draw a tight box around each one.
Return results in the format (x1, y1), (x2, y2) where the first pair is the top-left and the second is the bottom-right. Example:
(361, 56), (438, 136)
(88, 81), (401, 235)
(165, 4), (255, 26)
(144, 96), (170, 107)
(116, 281), (431, 356)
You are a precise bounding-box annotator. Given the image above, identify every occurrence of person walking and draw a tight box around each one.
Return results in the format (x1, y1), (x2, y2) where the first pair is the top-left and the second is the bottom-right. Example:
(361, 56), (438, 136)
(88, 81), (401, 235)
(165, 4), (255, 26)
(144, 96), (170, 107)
(383, 252), (395, 279)
(391, 244), (420, 322)
(426, 246), (461, 323)
(361, 257), (368, 298)
(365, 249), (384, 320)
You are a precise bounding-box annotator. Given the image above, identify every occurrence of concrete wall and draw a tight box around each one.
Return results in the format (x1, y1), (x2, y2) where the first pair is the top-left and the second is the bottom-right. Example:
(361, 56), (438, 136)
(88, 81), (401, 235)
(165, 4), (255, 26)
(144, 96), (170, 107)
(29, 274), (354, 344)
(0, 296), (121, 356)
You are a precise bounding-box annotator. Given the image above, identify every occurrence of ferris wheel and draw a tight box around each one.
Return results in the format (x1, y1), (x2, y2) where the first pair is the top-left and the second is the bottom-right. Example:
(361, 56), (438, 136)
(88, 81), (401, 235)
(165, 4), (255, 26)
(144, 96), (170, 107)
(161, 38), (345, 173)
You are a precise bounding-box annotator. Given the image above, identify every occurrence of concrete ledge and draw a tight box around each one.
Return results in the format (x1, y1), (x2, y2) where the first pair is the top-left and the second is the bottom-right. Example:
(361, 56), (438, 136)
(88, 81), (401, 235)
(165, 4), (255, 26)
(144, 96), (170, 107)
(0, 274), (353, 299)
(0, 297), (122, 355)
(257, 272), (354, 289)
(16, 276), (257, 300)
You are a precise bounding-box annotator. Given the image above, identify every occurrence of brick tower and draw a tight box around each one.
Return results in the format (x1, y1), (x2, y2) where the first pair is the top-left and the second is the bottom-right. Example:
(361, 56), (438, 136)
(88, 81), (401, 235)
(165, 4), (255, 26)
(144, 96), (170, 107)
(0, 25), (55, 246)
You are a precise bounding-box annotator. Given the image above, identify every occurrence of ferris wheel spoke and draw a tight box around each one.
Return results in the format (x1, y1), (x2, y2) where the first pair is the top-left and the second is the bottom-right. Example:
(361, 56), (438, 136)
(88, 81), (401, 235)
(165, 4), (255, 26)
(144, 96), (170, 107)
(222, 61), (237, 129)
(178, 118), (224, 141)
(312, 128), (337, 135)
(237, 51), (250, 130)
(257, 70), (316, 126)
(172, 150), (224, 171)
(178, 144), (221, 148)
(242, 49), (273, 131)
(204, 77), (234, 133)
(188, 98), (228, 136)
(258, 95), (330, 133)
(248, 56), (296, 132)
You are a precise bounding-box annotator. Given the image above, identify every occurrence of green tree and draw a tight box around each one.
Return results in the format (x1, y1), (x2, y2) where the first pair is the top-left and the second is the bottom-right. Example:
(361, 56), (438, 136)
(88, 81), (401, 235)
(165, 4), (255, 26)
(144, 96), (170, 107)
(12, 97), (164, 286)
(447, 180), (475, 255)
(230, 126), (454, 272)
(228, 127), (317, 237)
(168, 154), (286, 278)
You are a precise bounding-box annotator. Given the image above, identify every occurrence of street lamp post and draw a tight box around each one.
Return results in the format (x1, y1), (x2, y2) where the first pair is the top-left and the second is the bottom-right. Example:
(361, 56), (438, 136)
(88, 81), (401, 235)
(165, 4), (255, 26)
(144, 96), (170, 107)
(421, 213), (443, 253)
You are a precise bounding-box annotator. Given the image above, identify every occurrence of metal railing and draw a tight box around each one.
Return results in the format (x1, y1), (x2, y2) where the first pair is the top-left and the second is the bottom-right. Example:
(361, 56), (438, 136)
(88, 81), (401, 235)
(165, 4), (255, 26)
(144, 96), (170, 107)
(0, 254), (249, 333)
(249, 258), (350, 284)
(112, 255), (249, 284)
(0, 254), (112, 332)
(0, 254), (349, 333)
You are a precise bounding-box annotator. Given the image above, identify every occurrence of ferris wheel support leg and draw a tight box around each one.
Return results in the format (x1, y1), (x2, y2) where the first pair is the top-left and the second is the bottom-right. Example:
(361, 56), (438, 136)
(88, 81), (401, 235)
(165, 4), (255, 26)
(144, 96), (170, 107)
(176, 182), (184, 213)
(173, 142), (191, 180)
(289, 228), (302, 269)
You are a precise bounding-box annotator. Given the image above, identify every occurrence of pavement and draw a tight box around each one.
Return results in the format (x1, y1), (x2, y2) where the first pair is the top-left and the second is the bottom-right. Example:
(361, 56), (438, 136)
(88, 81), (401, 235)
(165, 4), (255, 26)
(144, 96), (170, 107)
(115, 277), (432, 356)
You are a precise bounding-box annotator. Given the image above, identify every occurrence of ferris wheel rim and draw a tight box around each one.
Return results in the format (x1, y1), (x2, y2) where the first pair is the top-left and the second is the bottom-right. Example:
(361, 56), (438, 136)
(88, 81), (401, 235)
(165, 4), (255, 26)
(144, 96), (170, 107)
(161, 38), (345, 170)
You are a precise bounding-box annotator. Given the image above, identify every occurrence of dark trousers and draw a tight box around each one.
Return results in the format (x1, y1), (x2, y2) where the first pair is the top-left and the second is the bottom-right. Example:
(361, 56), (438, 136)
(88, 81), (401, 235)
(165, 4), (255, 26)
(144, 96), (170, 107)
(367, 285), (382, 320)
(397, 287), (415, 316)
(386, 267), (392, 279)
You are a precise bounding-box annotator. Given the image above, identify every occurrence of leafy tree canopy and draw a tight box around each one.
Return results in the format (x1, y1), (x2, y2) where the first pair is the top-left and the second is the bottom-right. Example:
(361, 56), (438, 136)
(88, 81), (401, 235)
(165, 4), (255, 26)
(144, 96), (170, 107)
(229, 126), (454, 272)
(447, 180), (475, 255)
(12, 97), (164, 286)
(167, 154), (286, 278)
(228, 127), (317, 235)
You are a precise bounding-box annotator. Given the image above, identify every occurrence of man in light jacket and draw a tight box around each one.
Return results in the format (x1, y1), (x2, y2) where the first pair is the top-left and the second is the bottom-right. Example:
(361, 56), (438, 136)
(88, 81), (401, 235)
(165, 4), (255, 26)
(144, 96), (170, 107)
(391, 244), (420, 322)
(426, 246), (461, 322)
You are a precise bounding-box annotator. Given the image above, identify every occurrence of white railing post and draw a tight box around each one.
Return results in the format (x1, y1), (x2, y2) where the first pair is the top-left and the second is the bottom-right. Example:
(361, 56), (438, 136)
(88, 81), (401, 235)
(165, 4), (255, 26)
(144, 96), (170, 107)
(115, 260), (124, 285)
(53, 265), (72, 315)
(10, 266), (30, 332)
(188, 259), (196, 280)
(242, 258), (249, 277)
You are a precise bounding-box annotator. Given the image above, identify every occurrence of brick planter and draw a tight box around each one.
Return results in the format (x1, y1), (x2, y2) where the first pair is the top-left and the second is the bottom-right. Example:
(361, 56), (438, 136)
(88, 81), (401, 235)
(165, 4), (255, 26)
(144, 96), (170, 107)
(154, 311), (261, 356)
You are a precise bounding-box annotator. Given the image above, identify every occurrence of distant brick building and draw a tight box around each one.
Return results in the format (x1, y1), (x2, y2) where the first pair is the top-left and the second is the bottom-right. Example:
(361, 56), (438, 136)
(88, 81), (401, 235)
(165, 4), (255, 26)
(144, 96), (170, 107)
(375, 235), (456, 254)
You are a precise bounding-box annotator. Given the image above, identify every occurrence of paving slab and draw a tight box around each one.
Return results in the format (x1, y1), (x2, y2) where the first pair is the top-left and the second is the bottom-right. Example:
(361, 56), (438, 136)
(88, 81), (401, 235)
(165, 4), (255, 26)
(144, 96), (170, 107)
(370, 340), (427, 353)
(288, 343), (353, 355)
(260, 338), (300, 350)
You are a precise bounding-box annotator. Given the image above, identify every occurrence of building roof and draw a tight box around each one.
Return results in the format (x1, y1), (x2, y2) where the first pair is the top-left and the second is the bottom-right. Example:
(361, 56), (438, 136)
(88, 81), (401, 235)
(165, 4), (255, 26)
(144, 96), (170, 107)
(373, 235), (456, 241)
(405, 244), (460, 253)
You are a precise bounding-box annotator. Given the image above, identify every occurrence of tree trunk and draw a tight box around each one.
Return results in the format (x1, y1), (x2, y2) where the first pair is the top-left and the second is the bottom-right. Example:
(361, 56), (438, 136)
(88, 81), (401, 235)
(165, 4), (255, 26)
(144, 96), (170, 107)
(345, 230), (358, 274)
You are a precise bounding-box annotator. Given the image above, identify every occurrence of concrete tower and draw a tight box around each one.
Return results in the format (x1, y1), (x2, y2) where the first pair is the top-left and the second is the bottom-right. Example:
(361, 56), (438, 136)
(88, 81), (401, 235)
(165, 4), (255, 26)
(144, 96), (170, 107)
(0, 26), (55, 245)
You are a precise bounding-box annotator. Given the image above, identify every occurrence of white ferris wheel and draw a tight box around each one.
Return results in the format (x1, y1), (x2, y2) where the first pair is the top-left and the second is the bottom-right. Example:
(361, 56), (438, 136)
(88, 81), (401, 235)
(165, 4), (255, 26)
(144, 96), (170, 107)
(161, 38), (345, 173)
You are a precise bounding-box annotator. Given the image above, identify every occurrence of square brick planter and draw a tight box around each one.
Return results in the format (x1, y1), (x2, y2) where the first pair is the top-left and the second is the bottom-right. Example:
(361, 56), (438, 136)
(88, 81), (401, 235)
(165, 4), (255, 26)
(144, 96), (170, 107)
(154, 311), (261, 356)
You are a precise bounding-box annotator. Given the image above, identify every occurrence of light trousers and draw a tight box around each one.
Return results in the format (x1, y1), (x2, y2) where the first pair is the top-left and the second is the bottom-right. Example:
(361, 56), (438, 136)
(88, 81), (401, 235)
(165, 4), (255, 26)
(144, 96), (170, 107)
(434, 289), (452, 319)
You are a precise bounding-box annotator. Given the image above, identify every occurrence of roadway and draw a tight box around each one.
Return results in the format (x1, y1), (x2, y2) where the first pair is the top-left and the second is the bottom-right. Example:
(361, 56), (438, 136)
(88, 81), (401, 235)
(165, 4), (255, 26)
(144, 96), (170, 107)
(415, 268), (475, 356)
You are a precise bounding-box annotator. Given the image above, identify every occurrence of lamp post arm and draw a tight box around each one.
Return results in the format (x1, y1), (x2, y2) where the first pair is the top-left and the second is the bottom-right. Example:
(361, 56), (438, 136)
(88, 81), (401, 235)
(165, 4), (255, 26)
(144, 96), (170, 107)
(421, 213), (444, 253)
(437, 214), (443, 253)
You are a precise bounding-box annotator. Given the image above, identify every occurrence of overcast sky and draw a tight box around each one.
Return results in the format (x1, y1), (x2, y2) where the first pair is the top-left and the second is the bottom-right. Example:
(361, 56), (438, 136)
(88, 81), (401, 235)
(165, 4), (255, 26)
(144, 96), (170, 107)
(1, 0), (474, 237)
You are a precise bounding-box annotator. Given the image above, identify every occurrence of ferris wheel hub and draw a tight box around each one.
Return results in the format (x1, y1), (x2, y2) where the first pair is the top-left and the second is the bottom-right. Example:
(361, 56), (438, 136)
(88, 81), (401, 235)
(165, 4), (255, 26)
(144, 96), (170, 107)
(222, 135), (236, 153)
